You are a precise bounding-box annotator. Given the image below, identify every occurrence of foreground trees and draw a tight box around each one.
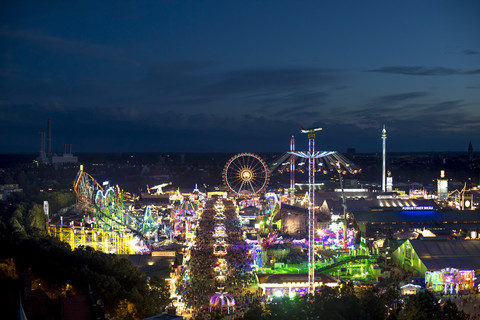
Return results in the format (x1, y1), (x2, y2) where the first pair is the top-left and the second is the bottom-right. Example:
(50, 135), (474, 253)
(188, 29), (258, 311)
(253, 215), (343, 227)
(0, 196), (170, 320)
(240, 287), (469, 320)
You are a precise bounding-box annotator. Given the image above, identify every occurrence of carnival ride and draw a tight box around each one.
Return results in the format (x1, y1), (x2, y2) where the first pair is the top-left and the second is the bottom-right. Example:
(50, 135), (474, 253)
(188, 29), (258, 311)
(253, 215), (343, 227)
(267, 129), (361, 295)
(209, 292), (235, 314)
(223, 152), (269, 196)
(74, 169), (103, 214)
(73, 167), (159, 238)
(265, 192), (281, 226)
(147, 182), (171, 195)
(271, 148), (360, 177)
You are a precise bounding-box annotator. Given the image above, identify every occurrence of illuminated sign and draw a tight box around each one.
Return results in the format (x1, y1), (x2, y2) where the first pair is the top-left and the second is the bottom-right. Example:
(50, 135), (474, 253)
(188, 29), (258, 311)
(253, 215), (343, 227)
(43, 201), (49, 216)
(402, 206), (434, 211)
(152, 251), (176, 257)
(377, 195), (397, 199)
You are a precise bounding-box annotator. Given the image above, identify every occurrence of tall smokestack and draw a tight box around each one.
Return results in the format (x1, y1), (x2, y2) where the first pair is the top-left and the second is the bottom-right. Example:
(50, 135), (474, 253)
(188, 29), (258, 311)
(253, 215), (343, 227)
(47, 119), (52, 156)
(69, 144), (72, 154)
(39, 132), (45, 155)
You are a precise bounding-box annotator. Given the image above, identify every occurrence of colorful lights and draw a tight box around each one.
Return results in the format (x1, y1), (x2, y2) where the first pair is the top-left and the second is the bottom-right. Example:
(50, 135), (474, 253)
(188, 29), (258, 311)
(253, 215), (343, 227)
(425, 268), (475, 293)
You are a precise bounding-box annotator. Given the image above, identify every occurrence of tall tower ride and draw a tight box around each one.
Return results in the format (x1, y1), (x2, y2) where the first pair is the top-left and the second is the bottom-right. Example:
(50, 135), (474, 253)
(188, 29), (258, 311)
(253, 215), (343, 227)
(381, 125), (387, 192)
(289, 135), (295, 205)
(290, 127), (322, 294)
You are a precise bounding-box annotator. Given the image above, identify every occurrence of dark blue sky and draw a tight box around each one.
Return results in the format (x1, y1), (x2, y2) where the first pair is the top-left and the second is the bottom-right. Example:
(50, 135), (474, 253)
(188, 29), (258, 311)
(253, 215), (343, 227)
(1, 1), (479, 154)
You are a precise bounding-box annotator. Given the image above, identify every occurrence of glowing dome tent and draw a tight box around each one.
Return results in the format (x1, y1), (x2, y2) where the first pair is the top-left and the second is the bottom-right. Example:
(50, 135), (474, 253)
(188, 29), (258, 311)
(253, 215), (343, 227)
(209, 292), (235, 314)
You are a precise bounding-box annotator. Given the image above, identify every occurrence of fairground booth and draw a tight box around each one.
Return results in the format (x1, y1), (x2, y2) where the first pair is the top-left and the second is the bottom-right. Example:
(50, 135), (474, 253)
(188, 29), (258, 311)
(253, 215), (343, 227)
(257, 273), (338, 297)
(394, 239), (480, 293)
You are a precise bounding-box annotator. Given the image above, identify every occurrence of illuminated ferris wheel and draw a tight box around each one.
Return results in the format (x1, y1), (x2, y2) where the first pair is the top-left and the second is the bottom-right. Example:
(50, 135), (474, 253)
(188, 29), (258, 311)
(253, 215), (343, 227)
(223, 153), (269, 196)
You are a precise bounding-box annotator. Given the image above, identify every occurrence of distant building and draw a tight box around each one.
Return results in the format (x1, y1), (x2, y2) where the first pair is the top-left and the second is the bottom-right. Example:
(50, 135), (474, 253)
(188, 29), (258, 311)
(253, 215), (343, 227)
(354, 209), (480, 239)
(0, 183), (23, 200)
(437, 181), (448, 200)
(36, 120), (78, 165)
(51, 153), (78, 164)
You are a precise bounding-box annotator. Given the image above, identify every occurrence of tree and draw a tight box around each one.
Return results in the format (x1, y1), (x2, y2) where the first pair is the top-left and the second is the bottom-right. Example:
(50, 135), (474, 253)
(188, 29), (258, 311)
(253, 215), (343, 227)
(139, 276), (171, 316)
(382, 287), (401, 319)
(267, 296), (305, 320)
(25, 204), (47, 236)
(400, 291), (442, 320)
(115, 299), (141, 320)
(359, 288), (387, 320)
(442, 299), (469, 320)
(242, 299), (264, 320)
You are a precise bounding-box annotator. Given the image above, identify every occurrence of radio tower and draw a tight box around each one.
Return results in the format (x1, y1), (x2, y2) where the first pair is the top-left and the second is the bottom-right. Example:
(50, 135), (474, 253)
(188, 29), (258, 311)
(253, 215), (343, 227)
(289, 135), (295, 205)
(382, 125), (387, 192)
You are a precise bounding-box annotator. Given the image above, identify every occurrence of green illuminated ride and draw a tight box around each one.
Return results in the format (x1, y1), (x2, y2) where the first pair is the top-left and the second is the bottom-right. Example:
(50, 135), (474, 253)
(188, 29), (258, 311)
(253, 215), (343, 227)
(74, 168), (159, 237)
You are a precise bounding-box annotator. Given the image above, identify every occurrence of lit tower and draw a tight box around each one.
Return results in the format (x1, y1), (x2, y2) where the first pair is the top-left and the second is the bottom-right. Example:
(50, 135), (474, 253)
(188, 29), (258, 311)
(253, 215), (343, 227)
(381, 125), (387, 192)
(290, 126), (322, 295)
(289, 135), (295, 205)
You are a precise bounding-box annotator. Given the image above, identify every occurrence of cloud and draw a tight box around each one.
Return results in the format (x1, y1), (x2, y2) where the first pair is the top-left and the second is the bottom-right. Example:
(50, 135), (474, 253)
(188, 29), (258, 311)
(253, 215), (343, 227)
(421, 100), (465, 113)
(370, 92), (429, 106)
(270, 94), (328, 117)
(0, 102), (302, 152)
(463, 50), (480, 55)
(0, 28), (139, 66)
(0, 59), (342, 124)
(1, 97), (478, 154)
(204, 67), (338, 95)
(365, 66), (480, 76)
(134, 64), (342, 120)
(143, 60), (219, 76)
(338, 91), (430, 124)
(315, 93), (476, 139)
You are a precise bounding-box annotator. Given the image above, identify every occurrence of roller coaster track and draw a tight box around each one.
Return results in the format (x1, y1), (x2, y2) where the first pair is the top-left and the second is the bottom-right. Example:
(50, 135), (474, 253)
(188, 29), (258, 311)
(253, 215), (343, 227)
(73, 169), (158, 238)
(316, 255), (377, 274)
(74, 170), (104, 213)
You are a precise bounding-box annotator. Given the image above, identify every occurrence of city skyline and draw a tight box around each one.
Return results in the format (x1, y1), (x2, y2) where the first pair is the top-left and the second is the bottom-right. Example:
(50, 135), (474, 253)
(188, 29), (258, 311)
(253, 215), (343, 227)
(1, 1), (479, 154)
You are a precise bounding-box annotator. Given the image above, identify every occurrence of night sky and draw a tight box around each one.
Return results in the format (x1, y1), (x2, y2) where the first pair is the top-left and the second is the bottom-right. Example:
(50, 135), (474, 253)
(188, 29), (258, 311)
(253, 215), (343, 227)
(1, 1), (479, 154)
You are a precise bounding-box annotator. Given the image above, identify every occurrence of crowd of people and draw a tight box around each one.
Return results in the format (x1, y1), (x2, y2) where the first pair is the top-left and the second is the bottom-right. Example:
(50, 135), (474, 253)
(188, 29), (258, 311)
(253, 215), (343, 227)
(181, 198), (254, 318)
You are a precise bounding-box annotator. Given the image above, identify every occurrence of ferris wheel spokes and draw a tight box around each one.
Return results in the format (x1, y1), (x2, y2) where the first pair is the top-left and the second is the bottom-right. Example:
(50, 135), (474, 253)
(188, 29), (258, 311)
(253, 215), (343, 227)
(222, 152), (269, 196)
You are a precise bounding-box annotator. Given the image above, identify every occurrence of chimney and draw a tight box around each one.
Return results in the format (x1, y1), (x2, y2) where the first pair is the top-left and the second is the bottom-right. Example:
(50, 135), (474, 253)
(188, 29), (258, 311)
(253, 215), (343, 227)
(40, 132), (45, 154)
(47, 119), (52, 156)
